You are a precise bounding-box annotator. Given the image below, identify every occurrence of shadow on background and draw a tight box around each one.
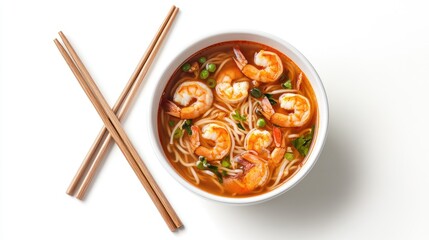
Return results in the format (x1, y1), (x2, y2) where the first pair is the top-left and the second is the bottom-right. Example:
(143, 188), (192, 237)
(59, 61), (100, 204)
(206, 120), (358, 235)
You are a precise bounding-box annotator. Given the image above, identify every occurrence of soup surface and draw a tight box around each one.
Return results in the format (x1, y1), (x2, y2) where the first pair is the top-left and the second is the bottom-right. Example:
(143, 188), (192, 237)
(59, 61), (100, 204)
(158, 41), (318, 197)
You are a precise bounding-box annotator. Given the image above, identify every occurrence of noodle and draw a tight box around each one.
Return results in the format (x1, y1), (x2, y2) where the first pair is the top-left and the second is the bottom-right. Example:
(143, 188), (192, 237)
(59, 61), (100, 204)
(190, 167), (200, 184)
(248, 95), (253, 130)
(157, 41), (318, 197)
(296, 72), (303, 91)
(269, 159), (299, 189)
(213, 57), (232, 79)
(175, 144), (189, 155)
(265, 89), (299, 95)
(288, 128), (312, 139)
(169, 120), (184, 145)
(213, 103), (230, 113)
(283, 159), (300, 178)
(210, 177), (225, 194)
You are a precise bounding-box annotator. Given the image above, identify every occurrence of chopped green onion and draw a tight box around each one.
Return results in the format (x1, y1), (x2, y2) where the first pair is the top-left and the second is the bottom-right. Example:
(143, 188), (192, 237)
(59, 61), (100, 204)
(207, 78), (216, 88)
(198, 57), (207, 64)
(256, 118), (266, 128)
(168, 120), (175, 127)
(282, 79), (292, 89)
(207, 63), (217, 73)
(285, 152), (294, 160)
(173, 128), (184, 139)
(181, 62), (191, 72)
(200, 69), (209, 79)
(237, 122), (245, 130)
(222, 170), (227, 177)
(221, 157), (231, 168)
(250, 87), (262, 98)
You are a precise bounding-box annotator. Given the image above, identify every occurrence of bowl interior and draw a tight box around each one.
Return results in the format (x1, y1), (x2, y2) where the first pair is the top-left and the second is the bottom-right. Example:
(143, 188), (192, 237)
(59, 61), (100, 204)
(148, 31), (328, 205)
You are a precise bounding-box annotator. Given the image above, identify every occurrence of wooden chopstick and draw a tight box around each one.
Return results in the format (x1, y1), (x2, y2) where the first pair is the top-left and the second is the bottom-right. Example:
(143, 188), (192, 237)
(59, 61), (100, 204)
(54, 39), (182, 231)
(54, 32), (182, 231)
(65, 5), (179, 199)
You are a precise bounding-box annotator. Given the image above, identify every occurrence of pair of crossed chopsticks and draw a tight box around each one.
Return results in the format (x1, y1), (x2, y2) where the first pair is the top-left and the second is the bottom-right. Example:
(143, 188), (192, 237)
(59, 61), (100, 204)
(54, 6), (182, 232)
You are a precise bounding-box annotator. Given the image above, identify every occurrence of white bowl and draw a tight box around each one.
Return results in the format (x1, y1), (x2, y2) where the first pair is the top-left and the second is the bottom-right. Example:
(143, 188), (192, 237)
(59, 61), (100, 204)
(149, 31), (329, 205)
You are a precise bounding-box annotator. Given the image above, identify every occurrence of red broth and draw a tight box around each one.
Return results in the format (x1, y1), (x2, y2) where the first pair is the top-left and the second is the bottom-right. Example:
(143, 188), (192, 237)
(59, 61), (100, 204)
(158, 41), (318, 197)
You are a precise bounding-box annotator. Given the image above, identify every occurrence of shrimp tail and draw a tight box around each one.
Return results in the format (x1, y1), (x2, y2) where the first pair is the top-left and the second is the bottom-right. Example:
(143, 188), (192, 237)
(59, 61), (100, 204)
(270, 147), (286, 168)
(272, 127), (282, 148)
(233, 47), (248, 70)
(190, 125), (213, 159)
(224, 151), (269, 194)
(235, 153), (255, 172)
(260, 96), (275, 120)
(241, 150), (268, 165)
(190, 126), (200, 151)
(163, 99), (181, 118)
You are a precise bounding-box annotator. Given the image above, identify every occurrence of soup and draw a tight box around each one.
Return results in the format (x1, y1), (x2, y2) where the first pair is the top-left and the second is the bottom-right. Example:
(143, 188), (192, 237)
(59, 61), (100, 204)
(158, 41), (318, 197)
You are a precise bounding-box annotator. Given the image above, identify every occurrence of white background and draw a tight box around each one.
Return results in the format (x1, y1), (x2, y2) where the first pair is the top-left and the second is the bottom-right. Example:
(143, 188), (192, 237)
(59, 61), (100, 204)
(1, 0), (429, 239)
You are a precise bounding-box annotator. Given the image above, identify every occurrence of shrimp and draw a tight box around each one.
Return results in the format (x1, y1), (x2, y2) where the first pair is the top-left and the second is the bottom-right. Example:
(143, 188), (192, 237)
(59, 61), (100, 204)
(269, 127), (286, 168)
(163, 81), (213, 119)
(261, 93), (311, 127)
(190, 124), (231, 161)
(244, 129), (272, 157)
(223, 151), (269, 194)
(244, 127), (286, 168)
(215, 64), (249, 104)
(233, 47), (283, 83)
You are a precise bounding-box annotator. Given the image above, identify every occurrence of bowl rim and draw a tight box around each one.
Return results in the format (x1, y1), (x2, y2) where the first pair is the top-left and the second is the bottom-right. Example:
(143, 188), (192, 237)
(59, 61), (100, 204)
(148, 30), (329, 205)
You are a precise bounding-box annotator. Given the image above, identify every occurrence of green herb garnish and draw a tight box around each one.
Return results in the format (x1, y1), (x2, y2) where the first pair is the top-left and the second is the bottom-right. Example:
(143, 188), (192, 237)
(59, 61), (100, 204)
(282, 79), (292, 89)
(232, 110), (246, 122)
(173, 128), (184, 139)
(221, 156), (231, 168)
(232, 110), (246, 131)
(207, 165), (223, 183)
(264, 93), (277, 105)
(196, 156), (223, 183)
(182, 119), (193, 135)
(197, 156), (208, 169)
(196, 160), (205, 170)
(250, 87), (262, 98)
(291, 127), (314, 156)
(168, 120), (175, 127)
(285, 152), (294, 160)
